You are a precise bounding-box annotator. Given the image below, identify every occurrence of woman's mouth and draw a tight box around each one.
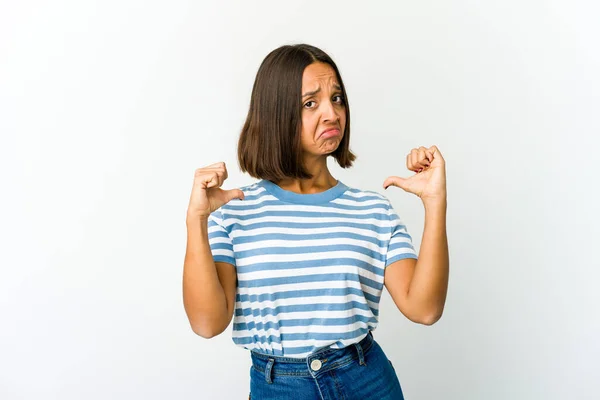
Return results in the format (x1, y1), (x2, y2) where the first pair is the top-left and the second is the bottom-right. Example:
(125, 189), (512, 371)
(319, 128), (340, 139)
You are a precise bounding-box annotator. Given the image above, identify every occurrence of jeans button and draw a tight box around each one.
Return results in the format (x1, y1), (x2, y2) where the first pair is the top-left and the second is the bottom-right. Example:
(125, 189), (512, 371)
(310, 359), (322, 371)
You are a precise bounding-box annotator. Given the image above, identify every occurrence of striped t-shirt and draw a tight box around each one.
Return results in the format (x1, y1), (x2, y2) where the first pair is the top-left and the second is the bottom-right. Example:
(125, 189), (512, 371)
(207, 178), (418, 358)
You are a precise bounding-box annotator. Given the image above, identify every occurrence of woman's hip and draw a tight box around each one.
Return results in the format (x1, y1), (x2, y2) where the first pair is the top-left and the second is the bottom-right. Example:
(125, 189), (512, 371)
(249, 331), (404, 400)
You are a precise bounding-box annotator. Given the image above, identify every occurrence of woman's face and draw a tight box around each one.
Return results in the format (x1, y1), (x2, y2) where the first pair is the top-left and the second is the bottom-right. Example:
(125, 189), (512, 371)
(299, 62), (346, 158)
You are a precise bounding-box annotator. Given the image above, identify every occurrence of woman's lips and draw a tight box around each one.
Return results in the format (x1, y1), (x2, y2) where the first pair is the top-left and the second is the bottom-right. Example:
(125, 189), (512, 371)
(320, 129), (340, 139)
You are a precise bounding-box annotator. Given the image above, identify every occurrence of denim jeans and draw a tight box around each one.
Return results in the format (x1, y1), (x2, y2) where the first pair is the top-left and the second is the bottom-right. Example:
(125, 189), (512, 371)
(248, 331), (404, 400)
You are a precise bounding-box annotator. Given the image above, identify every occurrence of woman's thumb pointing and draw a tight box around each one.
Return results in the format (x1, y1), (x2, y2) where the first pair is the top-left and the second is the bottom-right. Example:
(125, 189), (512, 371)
(229, 189), (245, 201)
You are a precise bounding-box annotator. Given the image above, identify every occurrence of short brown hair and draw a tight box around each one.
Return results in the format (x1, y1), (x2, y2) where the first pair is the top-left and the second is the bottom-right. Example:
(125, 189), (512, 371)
(237, 44), (356, 181)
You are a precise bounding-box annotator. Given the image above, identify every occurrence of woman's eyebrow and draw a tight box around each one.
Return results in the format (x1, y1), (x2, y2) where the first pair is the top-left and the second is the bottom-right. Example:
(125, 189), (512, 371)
(302, 84), (342, 98)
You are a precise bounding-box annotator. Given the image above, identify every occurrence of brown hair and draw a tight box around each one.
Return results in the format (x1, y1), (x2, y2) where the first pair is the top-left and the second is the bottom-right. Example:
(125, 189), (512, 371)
(237, 44), (356, 181)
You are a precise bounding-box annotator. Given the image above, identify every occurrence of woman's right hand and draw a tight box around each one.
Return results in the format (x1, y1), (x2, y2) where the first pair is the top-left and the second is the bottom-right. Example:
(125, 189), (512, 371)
(187, 162), (245, 219)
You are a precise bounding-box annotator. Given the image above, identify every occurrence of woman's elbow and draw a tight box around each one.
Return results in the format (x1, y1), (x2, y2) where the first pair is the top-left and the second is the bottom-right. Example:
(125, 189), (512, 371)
(191, 326), (211, 338)
(420, 308), (444, 325)
(188, 317), (226, 338)
(409, 307), (444, 326)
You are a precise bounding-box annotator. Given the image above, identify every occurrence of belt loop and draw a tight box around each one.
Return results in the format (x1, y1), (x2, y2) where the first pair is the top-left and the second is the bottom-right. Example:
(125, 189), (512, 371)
(265, 358), (275, 383)
(354, 342), (366, 366)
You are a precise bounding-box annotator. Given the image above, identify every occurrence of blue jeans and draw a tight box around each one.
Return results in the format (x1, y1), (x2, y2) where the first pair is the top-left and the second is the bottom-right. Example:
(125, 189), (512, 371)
(249, 331), (404, 400)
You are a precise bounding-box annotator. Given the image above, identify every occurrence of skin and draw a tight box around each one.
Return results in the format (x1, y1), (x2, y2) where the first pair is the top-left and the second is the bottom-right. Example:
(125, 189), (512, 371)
(383, 146), (449, 325)
(273, 61), (345, 193)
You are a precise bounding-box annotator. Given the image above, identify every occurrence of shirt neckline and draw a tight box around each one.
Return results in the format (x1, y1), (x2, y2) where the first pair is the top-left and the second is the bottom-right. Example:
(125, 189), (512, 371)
(257, 179), (348, 205)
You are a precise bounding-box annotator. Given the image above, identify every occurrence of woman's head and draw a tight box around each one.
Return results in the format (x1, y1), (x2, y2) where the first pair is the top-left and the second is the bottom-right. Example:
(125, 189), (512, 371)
(238, 44), (356, 181)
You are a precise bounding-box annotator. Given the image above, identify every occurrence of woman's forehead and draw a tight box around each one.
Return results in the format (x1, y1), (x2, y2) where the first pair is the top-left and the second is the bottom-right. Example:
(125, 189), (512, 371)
(302, 63), (339, 86)
(302, 63), (339, 88)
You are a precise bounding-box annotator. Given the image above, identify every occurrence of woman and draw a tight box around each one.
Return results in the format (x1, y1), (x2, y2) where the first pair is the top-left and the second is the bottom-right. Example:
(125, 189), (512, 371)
(183, 44), (449, 400)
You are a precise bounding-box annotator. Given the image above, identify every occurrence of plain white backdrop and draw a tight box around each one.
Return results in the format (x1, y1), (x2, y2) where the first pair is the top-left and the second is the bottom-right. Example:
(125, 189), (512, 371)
(1, 1), (598, 399)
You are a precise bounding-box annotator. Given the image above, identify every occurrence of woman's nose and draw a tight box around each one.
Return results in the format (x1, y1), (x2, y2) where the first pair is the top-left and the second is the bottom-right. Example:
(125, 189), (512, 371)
(322, 100), (340, 123)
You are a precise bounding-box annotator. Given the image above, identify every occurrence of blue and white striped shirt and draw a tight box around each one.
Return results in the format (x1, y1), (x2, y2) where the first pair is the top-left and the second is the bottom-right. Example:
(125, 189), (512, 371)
(207, 179), (418, 358)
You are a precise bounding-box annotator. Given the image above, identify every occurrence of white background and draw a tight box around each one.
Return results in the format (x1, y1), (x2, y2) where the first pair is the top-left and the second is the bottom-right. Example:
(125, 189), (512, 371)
(1, 1), (598, 399)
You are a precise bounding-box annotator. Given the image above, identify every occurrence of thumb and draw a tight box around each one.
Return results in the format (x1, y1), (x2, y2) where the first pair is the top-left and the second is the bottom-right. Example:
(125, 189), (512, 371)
(383, 176), (408, 191)
(225, 189), (245, 202)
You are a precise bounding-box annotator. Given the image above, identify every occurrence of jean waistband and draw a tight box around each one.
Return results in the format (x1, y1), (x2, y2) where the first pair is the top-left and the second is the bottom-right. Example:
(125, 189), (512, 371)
(250, 331), (374, 379)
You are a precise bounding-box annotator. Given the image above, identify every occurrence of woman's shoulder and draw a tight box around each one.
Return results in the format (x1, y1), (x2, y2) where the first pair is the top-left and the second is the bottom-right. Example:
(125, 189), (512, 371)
(342, 184), (391, 203)
(218, 180), (266, 212)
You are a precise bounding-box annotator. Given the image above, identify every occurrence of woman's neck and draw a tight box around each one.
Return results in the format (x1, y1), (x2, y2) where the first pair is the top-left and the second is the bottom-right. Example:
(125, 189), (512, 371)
(272, 171), (337, 195)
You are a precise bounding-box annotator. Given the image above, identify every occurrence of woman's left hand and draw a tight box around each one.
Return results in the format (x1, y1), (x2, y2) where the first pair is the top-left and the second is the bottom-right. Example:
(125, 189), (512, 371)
(383, 145), (447, 204)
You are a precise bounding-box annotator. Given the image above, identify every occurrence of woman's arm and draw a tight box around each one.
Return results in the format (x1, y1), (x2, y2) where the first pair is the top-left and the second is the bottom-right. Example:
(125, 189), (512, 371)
(383, 145), (449, 325)
(183, 214), (237, 337)
(384, 199), (449, 325)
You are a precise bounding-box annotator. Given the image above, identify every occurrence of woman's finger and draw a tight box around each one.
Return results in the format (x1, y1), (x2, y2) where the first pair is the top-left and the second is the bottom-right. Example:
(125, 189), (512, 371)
(417, 147), (430, 168)
(410, 148), (420, 171)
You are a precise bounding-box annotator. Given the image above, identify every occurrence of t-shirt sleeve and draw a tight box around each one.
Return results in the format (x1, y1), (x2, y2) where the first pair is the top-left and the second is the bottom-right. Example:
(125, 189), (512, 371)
(385, 200), (418, 267)
(207, 209), (236, 267)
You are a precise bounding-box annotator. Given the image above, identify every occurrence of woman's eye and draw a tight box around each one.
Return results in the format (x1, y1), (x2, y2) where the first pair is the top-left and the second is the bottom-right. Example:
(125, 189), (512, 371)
(304, 96), (344, 109)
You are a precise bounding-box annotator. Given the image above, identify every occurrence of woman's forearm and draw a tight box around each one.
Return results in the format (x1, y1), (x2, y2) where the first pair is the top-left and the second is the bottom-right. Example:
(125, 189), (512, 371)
(183, 214), (229, 337)
(407, 198), (449, 323)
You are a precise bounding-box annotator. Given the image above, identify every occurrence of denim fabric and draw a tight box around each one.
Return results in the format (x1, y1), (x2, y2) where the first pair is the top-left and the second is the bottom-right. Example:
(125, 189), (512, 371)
(248, 331), (404, 400)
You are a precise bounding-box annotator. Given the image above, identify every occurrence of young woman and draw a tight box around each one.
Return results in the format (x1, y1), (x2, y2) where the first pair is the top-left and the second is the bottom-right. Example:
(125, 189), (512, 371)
(183, 44), (449, 400)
